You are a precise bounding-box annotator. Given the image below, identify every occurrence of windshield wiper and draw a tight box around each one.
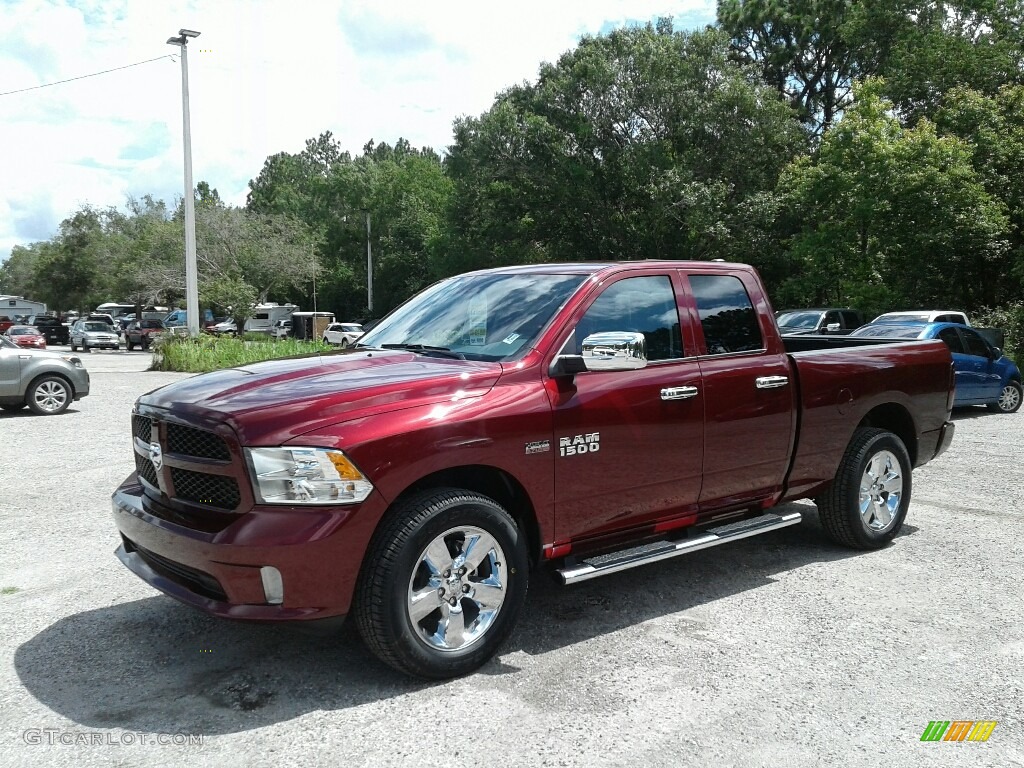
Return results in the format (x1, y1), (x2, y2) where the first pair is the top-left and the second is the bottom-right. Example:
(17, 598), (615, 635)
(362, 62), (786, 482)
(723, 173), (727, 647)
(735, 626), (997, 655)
(379, 343), (466, 360)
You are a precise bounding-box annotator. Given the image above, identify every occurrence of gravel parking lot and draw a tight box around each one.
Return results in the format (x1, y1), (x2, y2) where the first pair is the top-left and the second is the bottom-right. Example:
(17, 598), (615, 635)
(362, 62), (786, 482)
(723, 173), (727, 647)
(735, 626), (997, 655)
(1, 349), (1021, 767)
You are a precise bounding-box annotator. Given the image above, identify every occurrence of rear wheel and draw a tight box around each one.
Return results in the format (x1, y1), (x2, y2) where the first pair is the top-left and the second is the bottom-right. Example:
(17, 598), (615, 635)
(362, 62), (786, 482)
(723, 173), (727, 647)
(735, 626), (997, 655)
(26, 376), (72, 415)
(816, 428), (911, 550)
(126, 338), (135, 351)
(70, 341), (77, 352)
(355, 489), (529, 679)
(988, 380), (1022, 414)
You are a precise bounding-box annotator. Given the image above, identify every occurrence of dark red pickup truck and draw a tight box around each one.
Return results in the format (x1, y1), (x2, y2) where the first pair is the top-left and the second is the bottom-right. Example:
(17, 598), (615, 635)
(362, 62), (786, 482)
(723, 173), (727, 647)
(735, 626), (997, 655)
(112, 262), (955, 678)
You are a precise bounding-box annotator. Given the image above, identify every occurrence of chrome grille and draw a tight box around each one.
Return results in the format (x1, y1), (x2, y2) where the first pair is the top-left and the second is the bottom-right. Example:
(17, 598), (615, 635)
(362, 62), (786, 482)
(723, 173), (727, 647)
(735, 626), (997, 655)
(171, 467), (241, 510)
(167, 423), (231, 460)
(135, 452), (159, 488)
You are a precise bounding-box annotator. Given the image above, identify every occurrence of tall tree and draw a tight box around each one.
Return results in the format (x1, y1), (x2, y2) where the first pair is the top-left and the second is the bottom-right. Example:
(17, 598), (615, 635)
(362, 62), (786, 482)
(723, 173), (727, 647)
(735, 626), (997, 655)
(777, 80), (1008, 314)
(443, 22), (805, 282)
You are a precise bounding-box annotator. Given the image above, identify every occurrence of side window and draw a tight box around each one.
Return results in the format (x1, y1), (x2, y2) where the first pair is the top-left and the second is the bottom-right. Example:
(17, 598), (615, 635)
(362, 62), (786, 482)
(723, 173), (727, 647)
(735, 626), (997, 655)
(575, 276), (683, 361)
(841, 311), (861, 328)
(824, 311), (840, 326)
(936, 327), (965, 354)
(690, 274), (764, 354)
(960, 329), (989, 358)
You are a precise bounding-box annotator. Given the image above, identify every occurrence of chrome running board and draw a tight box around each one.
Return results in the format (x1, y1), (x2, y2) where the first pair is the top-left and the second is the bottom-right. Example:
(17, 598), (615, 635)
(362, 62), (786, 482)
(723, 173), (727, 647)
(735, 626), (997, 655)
(555, 510), (803, 585)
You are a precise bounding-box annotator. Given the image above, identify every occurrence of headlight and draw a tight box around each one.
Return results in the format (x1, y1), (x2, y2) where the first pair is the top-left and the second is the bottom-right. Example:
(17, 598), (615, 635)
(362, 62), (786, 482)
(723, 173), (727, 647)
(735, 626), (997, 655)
(60, 355), (84, 368)
(245, 447), (374, 505)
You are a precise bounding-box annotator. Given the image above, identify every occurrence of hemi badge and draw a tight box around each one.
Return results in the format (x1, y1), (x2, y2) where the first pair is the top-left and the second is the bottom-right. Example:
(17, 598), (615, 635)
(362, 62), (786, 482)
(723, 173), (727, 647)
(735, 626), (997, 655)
(525, 440), (550, 455)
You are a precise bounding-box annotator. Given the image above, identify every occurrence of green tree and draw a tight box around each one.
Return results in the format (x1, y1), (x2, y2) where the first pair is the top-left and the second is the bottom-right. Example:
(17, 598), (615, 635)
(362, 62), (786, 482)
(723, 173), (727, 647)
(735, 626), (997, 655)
(442, 23), (805, 283)
(778, 80), (1008, 314)
(935, 84), (1024, 300)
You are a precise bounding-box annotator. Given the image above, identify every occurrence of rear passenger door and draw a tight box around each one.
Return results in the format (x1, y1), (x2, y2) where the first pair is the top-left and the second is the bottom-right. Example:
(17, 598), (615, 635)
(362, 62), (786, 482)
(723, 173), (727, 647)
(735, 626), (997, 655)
(935, 326), (973, 402)
(683, 271), (796, 513)
(0, 341), (23, 397)
(959, 327), (1002, 401)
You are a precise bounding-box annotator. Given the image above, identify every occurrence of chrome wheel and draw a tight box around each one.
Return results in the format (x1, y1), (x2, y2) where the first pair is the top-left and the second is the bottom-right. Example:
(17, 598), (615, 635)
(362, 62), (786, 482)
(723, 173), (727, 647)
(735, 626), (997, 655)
(407, 525), (508, 653)
(859, 450), (903, 531)
(30, 378), (70, 414)
(998, 383), (1021, 413)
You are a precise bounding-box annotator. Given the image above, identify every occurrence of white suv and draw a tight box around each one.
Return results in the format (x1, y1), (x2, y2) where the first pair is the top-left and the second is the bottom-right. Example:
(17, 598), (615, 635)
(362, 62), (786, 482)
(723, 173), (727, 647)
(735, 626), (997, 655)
(872, 310), (970, 326)
(322, 322), (363, 348)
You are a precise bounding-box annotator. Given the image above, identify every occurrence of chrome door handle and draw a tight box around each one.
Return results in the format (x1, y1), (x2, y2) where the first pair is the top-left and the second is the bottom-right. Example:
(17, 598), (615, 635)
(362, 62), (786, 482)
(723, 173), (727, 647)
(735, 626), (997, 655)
(661, 386), (698, 401)
(756, 376), (789, 389)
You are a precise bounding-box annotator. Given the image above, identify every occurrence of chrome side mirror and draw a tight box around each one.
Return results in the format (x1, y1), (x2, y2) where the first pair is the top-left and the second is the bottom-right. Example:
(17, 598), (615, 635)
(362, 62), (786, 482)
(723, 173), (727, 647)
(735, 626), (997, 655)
(581, 331), (647, 371)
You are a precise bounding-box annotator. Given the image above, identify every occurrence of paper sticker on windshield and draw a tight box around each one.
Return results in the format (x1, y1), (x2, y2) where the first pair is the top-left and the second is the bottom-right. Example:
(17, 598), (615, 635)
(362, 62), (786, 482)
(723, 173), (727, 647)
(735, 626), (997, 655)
(468, 295), (487, 345)
(502, 333), (520, 344)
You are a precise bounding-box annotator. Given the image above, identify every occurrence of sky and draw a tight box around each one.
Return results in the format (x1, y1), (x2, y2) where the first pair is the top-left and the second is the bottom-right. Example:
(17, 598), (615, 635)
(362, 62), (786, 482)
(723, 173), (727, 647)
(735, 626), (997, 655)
(0, 0), (715, 263)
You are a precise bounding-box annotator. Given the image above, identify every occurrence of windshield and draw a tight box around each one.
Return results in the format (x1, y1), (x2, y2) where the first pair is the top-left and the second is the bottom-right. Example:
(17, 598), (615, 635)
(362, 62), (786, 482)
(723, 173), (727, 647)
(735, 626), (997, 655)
(776, 311), (823, 329)
(358, 272), (587, 362)
(9, 327), (36, 335)
(83, 322), (111, 332)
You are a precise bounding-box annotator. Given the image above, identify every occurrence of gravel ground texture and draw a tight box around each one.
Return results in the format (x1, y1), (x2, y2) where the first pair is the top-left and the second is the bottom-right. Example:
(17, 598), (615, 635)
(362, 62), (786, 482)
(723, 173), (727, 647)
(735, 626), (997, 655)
(0, 347), (1021, 768)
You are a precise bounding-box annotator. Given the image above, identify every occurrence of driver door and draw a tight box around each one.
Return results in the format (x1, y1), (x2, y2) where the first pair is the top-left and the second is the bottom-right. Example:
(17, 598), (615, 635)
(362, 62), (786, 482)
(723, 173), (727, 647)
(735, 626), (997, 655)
(550, 272), (704, 542)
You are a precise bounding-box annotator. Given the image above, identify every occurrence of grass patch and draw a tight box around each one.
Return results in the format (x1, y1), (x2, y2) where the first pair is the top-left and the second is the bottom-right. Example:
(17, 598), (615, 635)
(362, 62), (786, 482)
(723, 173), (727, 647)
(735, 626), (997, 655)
(151, 333), (337, 373)
(1, 586), (20, 596)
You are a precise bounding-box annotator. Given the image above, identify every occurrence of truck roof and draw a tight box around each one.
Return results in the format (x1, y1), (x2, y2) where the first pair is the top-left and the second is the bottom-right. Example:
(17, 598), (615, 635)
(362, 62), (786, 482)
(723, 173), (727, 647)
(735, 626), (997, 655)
(461, 260), (752, 277)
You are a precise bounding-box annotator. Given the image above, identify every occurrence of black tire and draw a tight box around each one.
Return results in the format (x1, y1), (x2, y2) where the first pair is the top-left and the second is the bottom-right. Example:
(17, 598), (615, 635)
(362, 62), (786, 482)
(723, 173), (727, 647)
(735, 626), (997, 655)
(125, 339), (135, 351)
(70, 341), (77, 352)
(142, 339), (150, 351)
(815, 428), (912, 550)
(82, 343), (90, 353)
(26, 375), (72, 415)
(340, 339), (349, 349)
(354, 488), (529, 679)
(987, 380), (1022, 414)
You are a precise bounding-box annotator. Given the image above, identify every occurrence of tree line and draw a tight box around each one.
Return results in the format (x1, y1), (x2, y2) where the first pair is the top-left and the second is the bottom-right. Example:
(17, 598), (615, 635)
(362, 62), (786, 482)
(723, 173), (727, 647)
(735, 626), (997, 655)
(2, 2), (1023, 335)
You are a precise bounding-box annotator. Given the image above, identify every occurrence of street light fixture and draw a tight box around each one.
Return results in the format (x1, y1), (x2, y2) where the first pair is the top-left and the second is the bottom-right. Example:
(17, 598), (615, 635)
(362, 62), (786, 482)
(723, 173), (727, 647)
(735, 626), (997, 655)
(166, 28), (201, 337)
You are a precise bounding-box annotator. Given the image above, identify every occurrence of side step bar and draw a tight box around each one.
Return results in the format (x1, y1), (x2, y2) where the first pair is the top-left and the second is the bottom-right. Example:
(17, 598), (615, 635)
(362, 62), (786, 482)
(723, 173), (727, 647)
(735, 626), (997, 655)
(556, 510), (803, 585)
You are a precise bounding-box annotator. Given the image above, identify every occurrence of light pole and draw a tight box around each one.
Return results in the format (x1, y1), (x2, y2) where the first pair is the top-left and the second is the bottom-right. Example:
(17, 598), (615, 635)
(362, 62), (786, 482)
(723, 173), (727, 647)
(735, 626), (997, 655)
(167, 28), (201, 337)
(365, 210), (373, 314)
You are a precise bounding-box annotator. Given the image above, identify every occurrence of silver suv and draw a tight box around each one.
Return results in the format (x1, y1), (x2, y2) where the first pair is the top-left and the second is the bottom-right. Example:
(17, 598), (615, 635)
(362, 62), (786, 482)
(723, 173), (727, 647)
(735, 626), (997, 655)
(70, 320), (121, 352)
(0, 335), (91, 415)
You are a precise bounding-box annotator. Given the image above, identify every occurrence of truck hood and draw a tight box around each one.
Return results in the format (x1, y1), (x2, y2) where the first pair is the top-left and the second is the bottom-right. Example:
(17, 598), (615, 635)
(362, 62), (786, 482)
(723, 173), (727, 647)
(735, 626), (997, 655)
(139, 349), (503, 445)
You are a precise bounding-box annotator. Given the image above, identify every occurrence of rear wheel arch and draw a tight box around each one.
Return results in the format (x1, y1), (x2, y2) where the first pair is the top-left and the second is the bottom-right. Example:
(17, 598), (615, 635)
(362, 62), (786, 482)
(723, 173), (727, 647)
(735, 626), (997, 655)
(857, 403), (917, 466)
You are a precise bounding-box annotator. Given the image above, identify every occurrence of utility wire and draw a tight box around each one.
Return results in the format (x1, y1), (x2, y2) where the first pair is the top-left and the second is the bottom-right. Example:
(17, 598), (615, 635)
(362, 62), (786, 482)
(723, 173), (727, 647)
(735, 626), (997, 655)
(0, 55), (176, 97)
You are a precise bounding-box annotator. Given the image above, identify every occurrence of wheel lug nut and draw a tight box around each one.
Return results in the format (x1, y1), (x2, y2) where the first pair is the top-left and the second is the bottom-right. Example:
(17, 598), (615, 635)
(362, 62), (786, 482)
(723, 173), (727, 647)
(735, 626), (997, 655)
(437, 588), (445, 597)
(443, 570), (451, 578)
(459, 567), (466, 576)
(462, 585), (470, 593)
(449, 597), (458, 606)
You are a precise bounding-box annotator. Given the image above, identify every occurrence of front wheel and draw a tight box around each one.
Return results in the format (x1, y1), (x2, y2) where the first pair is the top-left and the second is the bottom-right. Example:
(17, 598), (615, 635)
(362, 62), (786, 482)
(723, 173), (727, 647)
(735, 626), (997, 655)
(988, 380), (1022, 414)
(26, 376), (72, 415)
(815, 428), (911, 550)
(354, 489), (529, 679)
(126, 339), (135, 351)
(340, 339), (349, 349)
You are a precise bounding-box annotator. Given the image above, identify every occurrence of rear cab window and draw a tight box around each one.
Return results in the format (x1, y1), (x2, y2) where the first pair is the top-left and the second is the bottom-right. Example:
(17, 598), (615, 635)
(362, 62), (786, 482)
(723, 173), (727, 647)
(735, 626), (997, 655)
(688, 274), (765, 355)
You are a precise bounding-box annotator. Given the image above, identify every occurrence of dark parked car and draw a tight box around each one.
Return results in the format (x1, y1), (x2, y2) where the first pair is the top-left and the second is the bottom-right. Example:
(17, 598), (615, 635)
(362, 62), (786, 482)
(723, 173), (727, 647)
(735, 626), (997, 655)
(776, 308), (865, 335)
(851, 322), (1022, 413)
(0, 335), (90, 415)
(30, 315), (70, 345)
(125, 319), (165, 351)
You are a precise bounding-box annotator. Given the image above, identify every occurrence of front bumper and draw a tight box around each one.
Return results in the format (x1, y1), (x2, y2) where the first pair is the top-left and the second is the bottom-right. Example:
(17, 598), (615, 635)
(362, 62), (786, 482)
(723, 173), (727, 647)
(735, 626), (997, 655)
(111, 474), (387, 622)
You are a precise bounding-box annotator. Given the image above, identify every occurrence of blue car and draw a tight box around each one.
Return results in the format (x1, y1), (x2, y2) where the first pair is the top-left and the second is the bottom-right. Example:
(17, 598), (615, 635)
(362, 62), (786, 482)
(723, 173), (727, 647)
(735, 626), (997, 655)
(851, 322), (1022, 413)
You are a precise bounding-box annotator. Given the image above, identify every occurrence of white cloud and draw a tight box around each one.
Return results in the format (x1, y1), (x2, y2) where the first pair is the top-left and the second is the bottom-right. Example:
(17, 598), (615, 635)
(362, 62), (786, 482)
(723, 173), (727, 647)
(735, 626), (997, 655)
(0, 0), (714, 261)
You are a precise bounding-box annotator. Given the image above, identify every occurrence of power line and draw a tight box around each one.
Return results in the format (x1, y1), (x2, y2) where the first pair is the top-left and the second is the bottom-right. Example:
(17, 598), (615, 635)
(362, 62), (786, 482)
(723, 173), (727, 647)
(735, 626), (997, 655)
(0, 55), (176, 97)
